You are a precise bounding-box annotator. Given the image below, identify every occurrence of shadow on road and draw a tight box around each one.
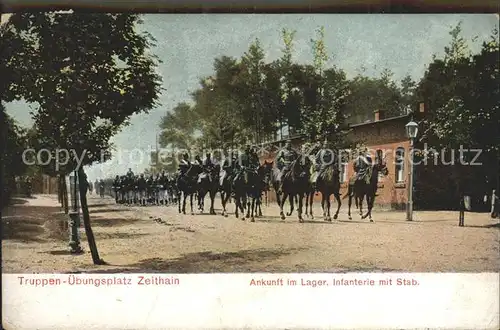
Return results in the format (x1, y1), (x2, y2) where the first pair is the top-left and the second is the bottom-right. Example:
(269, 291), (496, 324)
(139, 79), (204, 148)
(90, 208), (131, 214)
(90, 216), (143, 227)
(2, 205), (66, 243)
(88, 203), (116, 208)
(9, 198), (30, 205)
(93, 232), (151, 240)
(80, 247), (306, 273)
(466, 222), (500, 229)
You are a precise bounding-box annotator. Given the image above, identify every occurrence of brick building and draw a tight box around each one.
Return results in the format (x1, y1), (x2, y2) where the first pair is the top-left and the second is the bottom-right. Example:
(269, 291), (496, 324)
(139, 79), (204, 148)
(258, 104), (426, 210)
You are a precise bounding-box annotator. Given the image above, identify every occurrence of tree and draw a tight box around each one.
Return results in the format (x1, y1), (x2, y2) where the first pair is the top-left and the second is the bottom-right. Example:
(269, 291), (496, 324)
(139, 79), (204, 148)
(0, 103), (31, 208)
(2, 13), (162, 264)
(302, 26), (350, 147)
(416, 23), (499, 208)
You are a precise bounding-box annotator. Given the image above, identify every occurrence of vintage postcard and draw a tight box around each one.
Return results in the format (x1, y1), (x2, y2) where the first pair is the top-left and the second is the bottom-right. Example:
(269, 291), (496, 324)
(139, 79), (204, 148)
(1, 3), (499, 329)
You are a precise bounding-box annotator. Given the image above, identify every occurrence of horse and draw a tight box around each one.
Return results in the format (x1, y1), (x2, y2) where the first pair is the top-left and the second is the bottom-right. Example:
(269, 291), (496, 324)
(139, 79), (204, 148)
(176, 164), (202, 215)
(219, 160), (237, 217)
(345, 157), (389, 222)
(256, 160), (274, 216)
(278, 155), (311, 223)
(196, 164), (220, 215)
(316, 157), (342, 221)
(232, 166), (259, 221)
(304, 160), (317, 219)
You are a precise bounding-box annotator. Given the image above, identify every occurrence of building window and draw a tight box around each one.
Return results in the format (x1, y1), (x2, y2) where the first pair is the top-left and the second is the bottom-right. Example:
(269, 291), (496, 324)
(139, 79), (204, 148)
(376, 149), (384, 182)
(395, 147), (405, 183)
(340, 162), (348, 183)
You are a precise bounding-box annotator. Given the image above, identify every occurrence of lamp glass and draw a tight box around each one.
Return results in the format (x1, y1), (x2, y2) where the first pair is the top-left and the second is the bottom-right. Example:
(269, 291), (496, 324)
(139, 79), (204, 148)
(405, 121), (418, 139)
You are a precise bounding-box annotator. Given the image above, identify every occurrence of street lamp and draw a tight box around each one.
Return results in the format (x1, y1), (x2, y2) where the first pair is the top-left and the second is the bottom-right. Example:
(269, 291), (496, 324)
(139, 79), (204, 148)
(405, 120), (419, 221)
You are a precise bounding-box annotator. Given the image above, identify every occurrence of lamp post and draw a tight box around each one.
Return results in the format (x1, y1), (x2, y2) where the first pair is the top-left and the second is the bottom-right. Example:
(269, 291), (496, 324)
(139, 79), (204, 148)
(406, 120), (419, 221)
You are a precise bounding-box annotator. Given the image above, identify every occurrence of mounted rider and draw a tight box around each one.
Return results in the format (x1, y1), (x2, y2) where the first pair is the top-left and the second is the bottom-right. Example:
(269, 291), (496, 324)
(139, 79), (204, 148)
(352, 147), (373, 185)
(312, 140), (336, 183)
(199, 152), (215, 183)
(194, 154), (203, 167)
(234, 144), (259, 185)
(220, 152), (237, 187)
(276, 140), (299, 182)
(178, 153), (191, 176)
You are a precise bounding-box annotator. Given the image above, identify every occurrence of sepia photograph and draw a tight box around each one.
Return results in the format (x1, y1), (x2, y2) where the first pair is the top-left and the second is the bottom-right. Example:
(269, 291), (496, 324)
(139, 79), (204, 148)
(1, 6), (499, 329)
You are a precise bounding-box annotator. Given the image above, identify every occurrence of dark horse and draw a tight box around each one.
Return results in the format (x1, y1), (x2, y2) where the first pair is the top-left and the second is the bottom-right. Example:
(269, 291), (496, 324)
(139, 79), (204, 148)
(219, 159), (237, 217)
(345, 157), (389, 222)
(316, 157), (342, 221)
(304, 160), (316, 219)
(232, 166), (260, 222)
(279, 155), (311, 223)
(196, 164), (220, 215)
(256, 160), (274, 216)
(176, 164), (202, 215)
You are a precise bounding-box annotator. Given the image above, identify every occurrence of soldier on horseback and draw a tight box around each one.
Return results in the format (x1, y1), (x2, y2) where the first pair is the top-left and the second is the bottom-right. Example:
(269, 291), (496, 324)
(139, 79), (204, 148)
(233, 144), (259, 185)
(178, 153), (191, 176)
(194, 154), (203, 167)
(353, 147), (373, 185)
(276, 140), (298, 182)
(203, 152), (215, 170)
(311, 140), (335, 183)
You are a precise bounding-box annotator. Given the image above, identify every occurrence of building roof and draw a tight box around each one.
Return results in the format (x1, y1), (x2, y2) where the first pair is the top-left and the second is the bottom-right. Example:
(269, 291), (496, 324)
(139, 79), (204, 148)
(348, 114), (411, 128)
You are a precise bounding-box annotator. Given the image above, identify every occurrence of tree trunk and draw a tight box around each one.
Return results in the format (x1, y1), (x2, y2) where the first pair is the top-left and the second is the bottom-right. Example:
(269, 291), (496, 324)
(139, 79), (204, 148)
(77, 167), (104, 265)
(58, 175), (63, 205)
(62, 176), (69, 214)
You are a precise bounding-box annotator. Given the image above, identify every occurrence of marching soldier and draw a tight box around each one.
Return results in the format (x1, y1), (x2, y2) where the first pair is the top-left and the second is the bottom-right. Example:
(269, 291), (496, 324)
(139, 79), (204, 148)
(112, 175), (120, 203)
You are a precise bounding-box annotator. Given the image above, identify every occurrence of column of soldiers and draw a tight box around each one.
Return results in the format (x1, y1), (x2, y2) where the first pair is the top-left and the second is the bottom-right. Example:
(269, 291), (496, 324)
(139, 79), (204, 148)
(110, 169), (177, 206)
(102, 141), (374, 207)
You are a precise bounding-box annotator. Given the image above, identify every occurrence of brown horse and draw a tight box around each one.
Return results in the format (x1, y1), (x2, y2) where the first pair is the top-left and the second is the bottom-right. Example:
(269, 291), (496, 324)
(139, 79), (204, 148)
(316, 161), (342, 221)
(345, 158), (389, 222)
(278, 155), (311, 223)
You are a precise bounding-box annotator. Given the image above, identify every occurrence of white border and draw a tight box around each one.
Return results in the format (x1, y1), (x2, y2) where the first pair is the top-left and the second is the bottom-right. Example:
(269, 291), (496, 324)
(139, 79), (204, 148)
(3, 273), (499, 329)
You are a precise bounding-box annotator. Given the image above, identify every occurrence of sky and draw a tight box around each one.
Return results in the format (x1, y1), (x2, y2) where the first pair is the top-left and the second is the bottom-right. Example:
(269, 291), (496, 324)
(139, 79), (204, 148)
(3, 14), (499, 181)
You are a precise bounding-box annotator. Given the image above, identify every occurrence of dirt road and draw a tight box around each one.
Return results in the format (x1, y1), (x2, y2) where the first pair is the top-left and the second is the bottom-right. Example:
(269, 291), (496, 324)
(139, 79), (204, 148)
(2, 194), (499, 273)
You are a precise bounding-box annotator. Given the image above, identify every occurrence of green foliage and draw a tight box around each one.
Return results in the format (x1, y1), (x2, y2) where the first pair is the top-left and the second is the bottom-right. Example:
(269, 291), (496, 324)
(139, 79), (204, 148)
(415, 22), (499, 206)
(2, 13), (163, 175)
(1, 103), (29, 207)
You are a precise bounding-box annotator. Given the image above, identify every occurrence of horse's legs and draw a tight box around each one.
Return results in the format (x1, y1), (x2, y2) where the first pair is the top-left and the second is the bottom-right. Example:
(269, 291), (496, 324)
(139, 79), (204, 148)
(246, 194), (251, 218)
(209, 190), (216, 215)
(189, 193), (194, 215)
(182, 192), (187, 214)
(326, 193), (332, 221)
(250, 195), (256, 222)
(234, 193), (240, 219)
(347, 191), (353, 220)
(358, 193), (364, 216)
(309, 191), (314, 217)
(362, 192), (375, 222)
(298, 192), (304, 223)
(221, 191), (226, 216)
(333, 191), (341, 220)
(279, 193), (288, 220)
(241, 194), (247, 220)
(321, 193), (327, 220)
(287, 193), (295, 216)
